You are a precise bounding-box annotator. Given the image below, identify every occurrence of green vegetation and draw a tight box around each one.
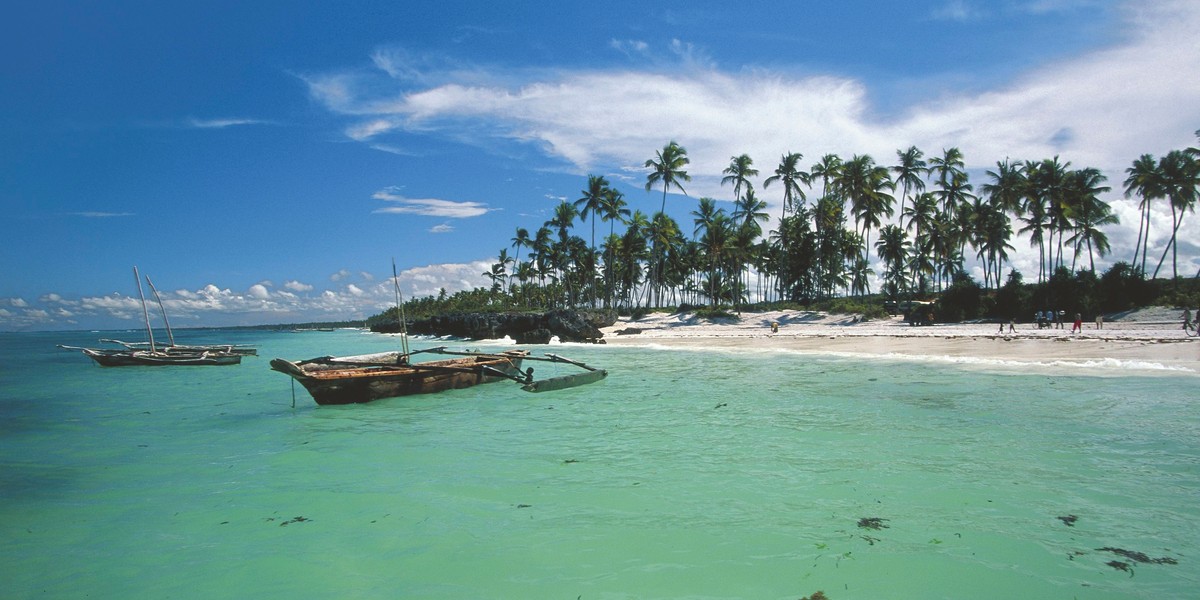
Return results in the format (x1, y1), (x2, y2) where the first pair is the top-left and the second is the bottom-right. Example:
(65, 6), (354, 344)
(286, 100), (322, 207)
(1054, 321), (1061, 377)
(371, 133), (1199, 325)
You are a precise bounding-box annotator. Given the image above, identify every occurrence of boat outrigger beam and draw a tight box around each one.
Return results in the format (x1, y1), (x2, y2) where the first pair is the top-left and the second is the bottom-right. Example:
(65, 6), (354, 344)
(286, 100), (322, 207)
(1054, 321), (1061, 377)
(422, 348), (608, 393)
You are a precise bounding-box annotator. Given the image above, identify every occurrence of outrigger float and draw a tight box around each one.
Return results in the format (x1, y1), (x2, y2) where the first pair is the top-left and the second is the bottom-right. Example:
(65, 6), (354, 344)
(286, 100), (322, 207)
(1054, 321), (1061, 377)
(269, 347), (607, 405)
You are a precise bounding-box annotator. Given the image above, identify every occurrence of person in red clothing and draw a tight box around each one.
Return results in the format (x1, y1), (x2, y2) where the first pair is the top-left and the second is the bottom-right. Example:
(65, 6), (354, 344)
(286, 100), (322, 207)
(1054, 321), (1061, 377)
(1071, 312), (1083, 333)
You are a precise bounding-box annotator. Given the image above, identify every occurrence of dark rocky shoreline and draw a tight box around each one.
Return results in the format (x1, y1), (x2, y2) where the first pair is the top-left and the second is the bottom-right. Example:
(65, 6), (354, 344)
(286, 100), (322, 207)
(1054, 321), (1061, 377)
(370, 309), (617, 344)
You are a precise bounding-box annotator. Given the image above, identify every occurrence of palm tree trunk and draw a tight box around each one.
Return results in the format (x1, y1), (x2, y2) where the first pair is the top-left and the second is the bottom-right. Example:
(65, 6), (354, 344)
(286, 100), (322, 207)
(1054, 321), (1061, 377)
(1152, 207), (1181, 279)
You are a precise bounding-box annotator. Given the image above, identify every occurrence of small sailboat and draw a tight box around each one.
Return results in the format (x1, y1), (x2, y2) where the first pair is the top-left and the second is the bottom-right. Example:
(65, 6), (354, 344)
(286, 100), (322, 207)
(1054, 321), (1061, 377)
(59, 267), (245, 367)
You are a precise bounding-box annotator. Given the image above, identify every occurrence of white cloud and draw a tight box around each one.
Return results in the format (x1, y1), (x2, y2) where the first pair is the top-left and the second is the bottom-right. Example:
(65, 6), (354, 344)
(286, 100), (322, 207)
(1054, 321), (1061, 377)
(67, 211), (135, 218)
(186, 117), (271, 129)
(248, 284), (271, 299)
(372, 188), (493, 218)
(330, 269), (352, 282)
(429, 223), (455, 233)
(0, 262), (497, 330)
(285, 280), (314, 292)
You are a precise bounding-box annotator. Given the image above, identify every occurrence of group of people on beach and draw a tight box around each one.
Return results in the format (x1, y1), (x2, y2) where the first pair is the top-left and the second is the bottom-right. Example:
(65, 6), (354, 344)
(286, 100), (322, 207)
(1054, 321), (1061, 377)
(1035, 309), (1065, 330)
(1014, 309), (1098, 334)
(1009, 307), (1199, 336)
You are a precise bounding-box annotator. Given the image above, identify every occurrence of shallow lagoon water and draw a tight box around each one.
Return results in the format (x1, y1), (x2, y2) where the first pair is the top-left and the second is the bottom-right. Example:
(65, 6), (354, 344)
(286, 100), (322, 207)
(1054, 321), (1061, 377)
(2, 329), (1197, 599)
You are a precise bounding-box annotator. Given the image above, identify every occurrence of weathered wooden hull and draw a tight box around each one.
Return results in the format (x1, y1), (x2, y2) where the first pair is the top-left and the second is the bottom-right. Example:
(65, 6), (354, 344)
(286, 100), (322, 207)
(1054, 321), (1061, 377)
(82, 348), (243, 366)
(270, 350), (528, 405)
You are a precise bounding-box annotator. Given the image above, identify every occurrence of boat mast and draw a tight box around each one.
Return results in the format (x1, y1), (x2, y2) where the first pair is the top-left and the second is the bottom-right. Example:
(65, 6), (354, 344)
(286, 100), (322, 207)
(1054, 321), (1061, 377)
(133, 266), (157, 352)
(144, 274), (176, 347)
(392, 258), (410, 357)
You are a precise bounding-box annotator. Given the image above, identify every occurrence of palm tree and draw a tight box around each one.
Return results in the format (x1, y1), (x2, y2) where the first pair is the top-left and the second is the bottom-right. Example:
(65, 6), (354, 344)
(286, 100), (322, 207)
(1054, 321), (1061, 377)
(892, 146), (927, 229)
(839, 154), (895, 260)
(485, 249), (512, 296)
(722, 154), (759, 202)
(531, 226), (554, 288)
(875, 224), (910, 299)
(731, 188), (770, 300)
(903, 192), (938, 290)
(1063, 167), (1116, 272)
(545, 202), (578, 304)
(509, 227), (530, 291)
(575, 175), (609, 253)
(764, 152), (808, 218)
(929, 147), (965, 206)
(1152, 149), (1200, 279)
(732, 189), (769, 233)
(619, 211), (651, 308)
(692, 197), (725, 239)
(644, 141), (691, 214)
(848, 241), (873, 298)
(975, 202), (1014, 288)
(1028, 156), (1070, 271)
(645, 141), (691, 306)
(648, 212), (683, 307)
(1124, 154), (1162, 276)
(982, 159), (1026, 216)
(699, 212), (733, 306)
(600, 187), (631, 308)
(575, 175), (610, 306)
(810, 154), (843, 199)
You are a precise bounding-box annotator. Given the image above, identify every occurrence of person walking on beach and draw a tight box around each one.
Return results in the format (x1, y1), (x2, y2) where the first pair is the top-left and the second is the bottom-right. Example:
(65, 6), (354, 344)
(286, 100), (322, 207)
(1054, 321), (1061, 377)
(1072, 312), (1083, 333)
(1096, 314), (1103, 329)
(1185, 308), (1193, 334)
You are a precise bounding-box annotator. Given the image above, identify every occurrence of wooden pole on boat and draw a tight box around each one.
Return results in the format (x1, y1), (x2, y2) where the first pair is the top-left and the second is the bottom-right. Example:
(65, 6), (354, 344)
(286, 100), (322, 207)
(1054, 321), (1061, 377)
(144, 274), (175, 347)
(133, 266), (156, 352)
(392, 258), (410, 357)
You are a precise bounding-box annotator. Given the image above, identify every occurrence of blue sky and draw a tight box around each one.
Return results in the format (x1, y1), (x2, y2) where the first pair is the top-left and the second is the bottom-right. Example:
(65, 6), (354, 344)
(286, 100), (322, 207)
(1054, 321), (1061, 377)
(2, 0), (1198, 331)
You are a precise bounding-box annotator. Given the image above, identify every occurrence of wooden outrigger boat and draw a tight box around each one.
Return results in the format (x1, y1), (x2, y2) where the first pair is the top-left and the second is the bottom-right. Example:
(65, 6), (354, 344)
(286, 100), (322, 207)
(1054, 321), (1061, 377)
(270, 348), (529, 405)
(97, 339), (258, 356)
(66, 346), (243, 366)
(270, 259), (606, 406)
(58, 267), (246, 367)
(270, 347), (606, 405)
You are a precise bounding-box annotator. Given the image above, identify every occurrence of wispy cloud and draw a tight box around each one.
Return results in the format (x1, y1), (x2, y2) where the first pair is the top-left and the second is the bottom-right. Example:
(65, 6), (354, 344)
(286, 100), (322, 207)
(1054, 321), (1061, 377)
(931, 0), (987, 21)
(185, 117), (273, 129)
(67, 211), (135, 218)
(429, 223), (455, 233)
(372, 188), (493, 218)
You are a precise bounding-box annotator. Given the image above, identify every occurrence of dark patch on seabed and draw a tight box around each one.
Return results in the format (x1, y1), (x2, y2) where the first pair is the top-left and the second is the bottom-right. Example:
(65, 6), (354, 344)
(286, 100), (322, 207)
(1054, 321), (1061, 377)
(263, 515), (311, 527)
(1097, 547), (1178, 566)
(857, 517), (889, 530)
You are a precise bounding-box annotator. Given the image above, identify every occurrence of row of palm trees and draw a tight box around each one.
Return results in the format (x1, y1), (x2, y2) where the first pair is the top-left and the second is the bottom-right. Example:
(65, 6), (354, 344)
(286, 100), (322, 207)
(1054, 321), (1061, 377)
(483, 133), (1199, 311)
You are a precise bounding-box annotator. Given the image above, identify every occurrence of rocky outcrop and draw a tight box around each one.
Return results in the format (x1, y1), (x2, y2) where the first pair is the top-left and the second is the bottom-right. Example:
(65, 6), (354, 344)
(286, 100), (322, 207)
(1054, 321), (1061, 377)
(371, 310), (616, 344)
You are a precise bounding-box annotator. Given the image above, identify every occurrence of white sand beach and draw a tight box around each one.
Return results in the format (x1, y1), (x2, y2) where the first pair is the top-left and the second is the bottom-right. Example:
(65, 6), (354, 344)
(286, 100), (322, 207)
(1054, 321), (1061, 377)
(598, 307), (1200, 375)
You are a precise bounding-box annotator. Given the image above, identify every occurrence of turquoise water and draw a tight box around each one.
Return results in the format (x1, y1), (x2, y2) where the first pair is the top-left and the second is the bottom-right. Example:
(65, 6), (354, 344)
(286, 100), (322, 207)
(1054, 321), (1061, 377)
(2, 329), (1197, 599)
